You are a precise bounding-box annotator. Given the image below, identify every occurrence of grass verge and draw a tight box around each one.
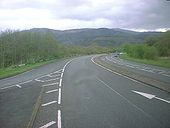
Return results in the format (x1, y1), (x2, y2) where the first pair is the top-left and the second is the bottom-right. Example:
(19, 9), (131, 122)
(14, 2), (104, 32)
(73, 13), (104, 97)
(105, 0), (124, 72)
(121, 54), (170, 68)
(0, 60), (56, 79)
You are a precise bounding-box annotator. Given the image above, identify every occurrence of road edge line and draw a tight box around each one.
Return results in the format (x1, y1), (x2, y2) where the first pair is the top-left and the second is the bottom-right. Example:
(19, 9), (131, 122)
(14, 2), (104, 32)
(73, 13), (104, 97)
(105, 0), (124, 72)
(26, 86), (44, 128)
(91, 55), (170, 93)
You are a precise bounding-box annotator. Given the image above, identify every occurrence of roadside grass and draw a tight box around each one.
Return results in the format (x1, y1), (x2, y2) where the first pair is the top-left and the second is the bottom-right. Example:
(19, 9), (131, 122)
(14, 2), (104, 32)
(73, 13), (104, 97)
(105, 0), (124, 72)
(121, 54), (170, 68)
(0, 60), (56, 79)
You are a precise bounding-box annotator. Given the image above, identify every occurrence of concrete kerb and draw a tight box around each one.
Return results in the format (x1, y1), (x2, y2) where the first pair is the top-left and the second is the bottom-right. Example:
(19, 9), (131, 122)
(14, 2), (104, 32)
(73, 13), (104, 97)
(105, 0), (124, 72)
(27, 87), (44, 128)
(94, 55), (170, 93)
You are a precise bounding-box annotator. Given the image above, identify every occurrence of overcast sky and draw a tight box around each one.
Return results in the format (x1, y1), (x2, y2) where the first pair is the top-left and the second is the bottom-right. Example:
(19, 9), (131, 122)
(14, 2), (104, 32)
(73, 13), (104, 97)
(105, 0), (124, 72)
(0, 0), (170, 31)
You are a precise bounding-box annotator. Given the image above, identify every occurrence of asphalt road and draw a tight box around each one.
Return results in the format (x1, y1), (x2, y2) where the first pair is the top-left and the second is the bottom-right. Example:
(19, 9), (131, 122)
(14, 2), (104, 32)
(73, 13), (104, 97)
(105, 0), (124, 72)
(0, 55), (170, 128)
(104, 54), (170, 84)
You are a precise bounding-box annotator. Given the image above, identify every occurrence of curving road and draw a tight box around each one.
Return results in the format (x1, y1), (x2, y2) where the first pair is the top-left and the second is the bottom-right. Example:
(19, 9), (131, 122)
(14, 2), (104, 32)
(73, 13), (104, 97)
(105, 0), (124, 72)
(0, 55), (170, 128)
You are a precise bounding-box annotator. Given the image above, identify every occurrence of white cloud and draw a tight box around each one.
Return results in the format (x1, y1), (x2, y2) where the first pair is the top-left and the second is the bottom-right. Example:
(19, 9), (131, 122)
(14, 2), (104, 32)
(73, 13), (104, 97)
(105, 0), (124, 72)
(0, 0), (170, 31)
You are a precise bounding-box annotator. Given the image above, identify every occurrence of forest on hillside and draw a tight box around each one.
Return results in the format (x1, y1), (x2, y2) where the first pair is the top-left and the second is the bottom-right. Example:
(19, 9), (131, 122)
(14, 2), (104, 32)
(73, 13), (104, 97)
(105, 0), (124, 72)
(122, 31), (170, 60)
(0, 30), (113, 68)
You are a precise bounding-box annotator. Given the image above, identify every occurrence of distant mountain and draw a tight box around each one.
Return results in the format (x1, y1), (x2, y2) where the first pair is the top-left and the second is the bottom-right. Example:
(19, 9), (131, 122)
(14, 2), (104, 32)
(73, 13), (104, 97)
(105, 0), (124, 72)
(28, 28), (163, 46)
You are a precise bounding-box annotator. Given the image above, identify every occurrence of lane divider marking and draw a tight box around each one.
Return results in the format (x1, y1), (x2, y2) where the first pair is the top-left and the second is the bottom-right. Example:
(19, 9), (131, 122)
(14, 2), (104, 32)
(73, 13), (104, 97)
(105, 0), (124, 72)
(45, 89), (58, 94)
(41, 101), (57, 107)
(39, 121), (56, 128)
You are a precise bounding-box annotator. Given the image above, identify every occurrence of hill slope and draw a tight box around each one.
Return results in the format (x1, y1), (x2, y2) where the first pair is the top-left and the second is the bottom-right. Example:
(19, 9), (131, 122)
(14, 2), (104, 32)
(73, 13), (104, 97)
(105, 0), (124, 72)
(28, 28), (162, 46)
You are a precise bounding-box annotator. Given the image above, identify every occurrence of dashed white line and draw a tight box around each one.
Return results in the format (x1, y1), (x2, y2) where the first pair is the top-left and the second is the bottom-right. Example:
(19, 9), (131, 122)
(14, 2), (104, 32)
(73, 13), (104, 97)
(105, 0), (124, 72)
(42, 82), (59, 87)
(39, 121), (56, 128)
(45, 89), (58, 94)
(41, 101), (57, 107)
(58, 88), (61, 104)
(58, 110), (61, 128)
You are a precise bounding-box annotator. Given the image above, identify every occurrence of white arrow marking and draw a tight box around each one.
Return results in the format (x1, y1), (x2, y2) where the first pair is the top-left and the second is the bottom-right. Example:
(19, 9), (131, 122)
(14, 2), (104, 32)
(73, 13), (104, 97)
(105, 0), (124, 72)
(132, 90), (170, 104)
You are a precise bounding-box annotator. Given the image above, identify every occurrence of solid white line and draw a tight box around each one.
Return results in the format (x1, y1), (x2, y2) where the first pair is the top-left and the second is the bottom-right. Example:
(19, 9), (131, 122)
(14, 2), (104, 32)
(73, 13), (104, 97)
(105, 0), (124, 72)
(41, 101), (57, 107)
(45, 89), (58, 94)
(20, 80), (32, 84)
(43, 77), (60, 82)
(1, 84), (21, 89)
(96, 77), (152, 118)
(39, 121), (56, 128)
(42, 82), (59, 87)
(58, 110), (61, 128)
(155, 97), (170, 104)
(58, 88), (61, 104)
(91, 56), (140, 84)
(48, 74), (61, 77)
(53, 69), (63, 74)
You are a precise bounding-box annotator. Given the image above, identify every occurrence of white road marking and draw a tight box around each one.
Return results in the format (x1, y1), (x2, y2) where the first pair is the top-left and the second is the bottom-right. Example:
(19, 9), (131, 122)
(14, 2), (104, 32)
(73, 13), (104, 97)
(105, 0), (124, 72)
(58, 110), (61, 128)
(132, 90), (170, 104)
(52, 69), (63, 74)
(91, 56), (141, 84)
(20, 80), (32, 84)
(39, 121), (56, 128)
(45, 89), (58, 94)
(61, 72), (64, 78)
(58, 88), (61, 104)
(16, 84), (22, 88)
(96, 77), (152, 118)
(41, 101), (57, 107)
(1, 84), (21, 89)
(59, 79), (62, 87)
(42, 82), (59, 87)
(43, 77), (60, 82)
(48, 74), (61, 77)
(1, 79), (33, 90)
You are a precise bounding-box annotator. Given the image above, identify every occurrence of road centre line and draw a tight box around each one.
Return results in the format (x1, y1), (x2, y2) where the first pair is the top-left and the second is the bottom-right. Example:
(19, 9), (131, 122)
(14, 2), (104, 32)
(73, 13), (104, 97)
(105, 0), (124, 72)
(42, 82), (59, 87)
(45, 89), (58, 94)
(41, 101), (57, 107)
(58, 110), (61, 128)
(39, 121), (56, 128)
(58, 88), (61, 104)
(96, 77), (152, 118)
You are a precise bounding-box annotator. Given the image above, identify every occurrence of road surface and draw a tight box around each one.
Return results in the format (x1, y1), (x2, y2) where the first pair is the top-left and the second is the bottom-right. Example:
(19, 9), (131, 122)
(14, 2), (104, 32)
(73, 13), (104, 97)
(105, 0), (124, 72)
(0, 55), (170, 128)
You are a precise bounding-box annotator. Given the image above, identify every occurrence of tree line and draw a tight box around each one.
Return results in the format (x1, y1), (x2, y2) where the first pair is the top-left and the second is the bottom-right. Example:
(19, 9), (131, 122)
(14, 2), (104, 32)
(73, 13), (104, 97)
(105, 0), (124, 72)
(122, 31), (170, 60)
(0, 30), (113, 68)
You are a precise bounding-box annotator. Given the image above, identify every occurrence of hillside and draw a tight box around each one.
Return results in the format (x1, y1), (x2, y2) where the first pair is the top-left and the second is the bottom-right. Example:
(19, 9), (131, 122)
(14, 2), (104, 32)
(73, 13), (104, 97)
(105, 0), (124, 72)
(28, 28), (163, 46)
